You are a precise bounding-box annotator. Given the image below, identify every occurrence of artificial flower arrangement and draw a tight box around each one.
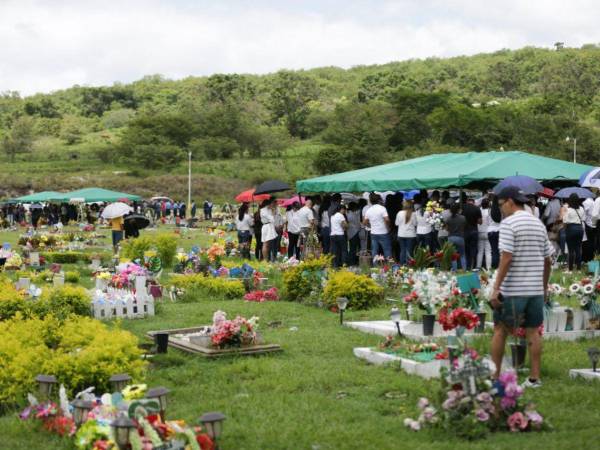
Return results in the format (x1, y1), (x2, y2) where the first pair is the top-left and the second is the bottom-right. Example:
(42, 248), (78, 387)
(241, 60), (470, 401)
(378, 335), (444, 362)
(244, 287), (279, 303)
(403, 270), (453, 317)
(568, 277), (600, 313)
(110, 263), (147, 289)
(210, 310), (259, 348)
(404, 349), (548, 439)
(20, 383), (214, 450)
(424, 200), (444, 230)
(18, 233), (58, 249)
(438, 307), (480, 332)
(143, 250), (163, 275)
(3, 251), (23, 269)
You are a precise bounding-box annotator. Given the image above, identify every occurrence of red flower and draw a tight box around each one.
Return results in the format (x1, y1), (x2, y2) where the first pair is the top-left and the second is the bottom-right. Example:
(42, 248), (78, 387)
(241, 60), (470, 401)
(451, 253), (460, 261)
(408, 258), (416, 266)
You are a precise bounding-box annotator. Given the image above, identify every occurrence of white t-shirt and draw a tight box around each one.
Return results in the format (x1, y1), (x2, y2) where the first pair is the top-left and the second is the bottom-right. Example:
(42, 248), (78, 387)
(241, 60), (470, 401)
(592, 197), (600, 227)
(564, 207), (584, 224)
(583, 198), (595, 228)
(364, 204), (389, 235)
(296, 206), (314, 229)
(415, 210), (432, 235)
(235, 213), (254, 231)
(330, 212), (346, 236)
(286, 210), (300, 234)
(395, 210), (417, 238)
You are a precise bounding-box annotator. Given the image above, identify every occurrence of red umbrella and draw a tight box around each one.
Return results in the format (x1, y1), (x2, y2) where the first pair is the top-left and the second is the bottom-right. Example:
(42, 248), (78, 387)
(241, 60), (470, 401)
(538, 187), (555, 199)
(278, 195), (306, 207)
(235, 189), (270, 203)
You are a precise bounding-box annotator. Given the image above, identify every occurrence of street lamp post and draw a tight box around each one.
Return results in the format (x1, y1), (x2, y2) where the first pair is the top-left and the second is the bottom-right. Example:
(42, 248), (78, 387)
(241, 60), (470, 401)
(566, 136), (577, 163)
(188, 151), (192, 221)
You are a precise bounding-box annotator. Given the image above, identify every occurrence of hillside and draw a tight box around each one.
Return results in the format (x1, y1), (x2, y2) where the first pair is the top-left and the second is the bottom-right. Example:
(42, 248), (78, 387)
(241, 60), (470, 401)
(2, 45), (600, 200)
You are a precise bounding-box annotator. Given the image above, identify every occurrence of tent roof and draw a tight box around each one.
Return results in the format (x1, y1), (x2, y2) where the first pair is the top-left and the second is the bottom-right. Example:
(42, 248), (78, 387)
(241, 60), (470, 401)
(296, 151), (593, 193)
(13, 191), (63, 203)
(49, 188), (141, 203)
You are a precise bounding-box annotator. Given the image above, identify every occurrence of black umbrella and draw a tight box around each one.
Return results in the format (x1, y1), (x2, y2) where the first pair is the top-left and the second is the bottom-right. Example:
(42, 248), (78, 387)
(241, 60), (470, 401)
(254, 180), (291, 195)
(124, 214), (150, 230)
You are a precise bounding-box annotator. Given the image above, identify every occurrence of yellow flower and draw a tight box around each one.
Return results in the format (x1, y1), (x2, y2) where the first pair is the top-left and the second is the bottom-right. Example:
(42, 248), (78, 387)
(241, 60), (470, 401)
(122, 383), (147, 400)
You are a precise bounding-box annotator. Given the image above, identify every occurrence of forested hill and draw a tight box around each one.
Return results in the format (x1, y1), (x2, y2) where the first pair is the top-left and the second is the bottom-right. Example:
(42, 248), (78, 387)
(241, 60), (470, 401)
(1, 45), (600, 199)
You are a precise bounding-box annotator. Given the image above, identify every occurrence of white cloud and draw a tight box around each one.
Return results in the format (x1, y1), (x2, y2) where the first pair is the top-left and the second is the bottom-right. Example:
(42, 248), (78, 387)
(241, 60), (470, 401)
(1, 0), (599, 96)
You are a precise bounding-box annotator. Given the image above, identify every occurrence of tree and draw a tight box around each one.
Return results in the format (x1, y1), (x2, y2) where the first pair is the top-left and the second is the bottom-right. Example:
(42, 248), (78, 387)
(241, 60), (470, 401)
(60, 115), (84, 145)
(204, 74), (255, 103)
(2, 116), (34, 162)
(267, 70), (319, 138)
(189, 136), (240, 159)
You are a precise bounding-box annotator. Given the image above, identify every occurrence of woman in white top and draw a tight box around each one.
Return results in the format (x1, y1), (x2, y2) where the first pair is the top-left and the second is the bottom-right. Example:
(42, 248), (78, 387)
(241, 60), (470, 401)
(260, 199), (277, 262)
(415, 205), (433, 251)
(561, 193), (585, 271)
(329, 204), (348, 268)
(236, 203), (254, 258)
(395, 200), (417, 265)
(476, 198), (492, 269)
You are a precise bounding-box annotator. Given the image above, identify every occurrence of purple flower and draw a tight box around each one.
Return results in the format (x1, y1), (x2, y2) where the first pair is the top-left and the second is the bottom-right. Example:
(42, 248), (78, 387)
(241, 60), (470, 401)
(417, 397), (429, 410)
(504, 383), (523, 399)
(442, 398), (457, 410)
(422, 407), (436, 422)
(501, 396), (517, 410)
(475, 408), (489, 422)
(499, 370), (517, 386)
(526, 410), (543, 426)
(476, 392), (492, 403)
(507, 411), (529, 432)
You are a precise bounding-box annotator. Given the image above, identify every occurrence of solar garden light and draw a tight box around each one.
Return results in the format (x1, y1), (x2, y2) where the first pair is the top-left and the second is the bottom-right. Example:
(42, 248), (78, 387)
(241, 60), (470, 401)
(336, 297), (349, 325)
(588, 347), (600, 372)
(35, 374), (57, 399)
(146, 386), (170, 421)
(199, 412), (226, 450)
(109, 373), (132, 393)
(111, 415), (136, 450)
(390, 306), (403, 338)
(71, 398), (94, 426)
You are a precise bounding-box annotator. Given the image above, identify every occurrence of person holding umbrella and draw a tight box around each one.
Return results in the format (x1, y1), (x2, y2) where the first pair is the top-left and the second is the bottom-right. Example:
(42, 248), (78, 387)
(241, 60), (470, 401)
(101, 202), (131, 253)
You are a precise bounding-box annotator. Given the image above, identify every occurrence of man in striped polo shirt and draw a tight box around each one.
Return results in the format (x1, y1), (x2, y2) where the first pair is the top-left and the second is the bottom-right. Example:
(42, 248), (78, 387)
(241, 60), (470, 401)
(490, 186), (553, 388)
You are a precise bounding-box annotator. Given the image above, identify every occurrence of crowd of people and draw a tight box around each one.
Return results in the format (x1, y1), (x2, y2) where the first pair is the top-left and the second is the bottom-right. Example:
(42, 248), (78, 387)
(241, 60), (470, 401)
(234, 189), (600, 271)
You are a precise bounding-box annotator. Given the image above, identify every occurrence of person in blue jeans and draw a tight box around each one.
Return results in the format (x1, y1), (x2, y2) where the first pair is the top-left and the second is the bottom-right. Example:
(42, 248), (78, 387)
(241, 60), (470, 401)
(363, 194), (392, 260)
(395, 200), (417, 265)
(445, 203), (467, 270)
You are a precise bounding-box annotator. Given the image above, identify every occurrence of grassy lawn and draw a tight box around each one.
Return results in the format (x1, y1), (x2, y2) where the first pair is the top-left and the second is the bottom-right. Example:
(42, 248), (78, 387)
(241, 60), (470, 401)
(1, 225), (600, 449)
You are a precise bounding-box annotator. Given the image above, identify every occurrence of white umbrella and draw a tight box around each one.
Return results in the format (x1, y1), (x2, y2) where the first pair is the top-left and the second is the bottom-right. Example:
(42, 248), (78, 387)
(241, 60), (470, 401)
(101, 202), (132, 219)
(579, 167), (600, 189)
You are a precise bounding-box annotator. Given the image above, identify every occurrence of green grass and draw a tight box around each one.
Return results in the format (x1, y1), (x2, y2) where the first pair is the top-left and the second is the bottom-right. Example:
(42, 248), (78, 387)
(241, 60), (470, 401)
(2, 298), (600, 449)
(2, 225), (600, 448)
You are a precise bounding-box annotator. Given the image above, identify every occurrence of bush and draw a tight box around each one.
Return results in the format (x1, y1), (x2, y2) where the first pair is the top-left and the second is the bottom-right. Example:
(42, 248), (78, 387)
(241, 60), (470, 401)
(42, 251), (90, 264)
(65, 270), (80, 283)
(34, 286), (91, 320)
(0, 315), (145, 408)
(323, 270), (384, 310)
(0, 280), (28, 321)
(121, 233), (177, 267)
(283, 256), (331, 302)
(170, 274), (245, 300)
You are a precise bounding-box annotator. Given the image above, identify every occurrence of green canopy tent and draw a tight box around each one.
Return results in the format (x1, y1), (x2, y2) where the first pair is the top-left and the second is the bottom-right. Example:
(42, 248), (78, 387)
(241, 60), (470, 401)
(296, 151), (593, 193)
(49, 188), (141, 203)
(13, 191), (63, 203)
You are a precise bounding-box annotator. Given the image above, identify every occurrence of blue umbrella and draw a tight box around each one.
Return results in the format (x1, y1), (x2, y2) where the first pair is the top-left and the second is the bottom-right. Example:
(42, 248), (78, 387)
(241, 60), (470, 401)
(554, 187), (594, 199)
(579, 167), (600, 189)
(401, 190), (420, 200)
(493, 175), (543, 195)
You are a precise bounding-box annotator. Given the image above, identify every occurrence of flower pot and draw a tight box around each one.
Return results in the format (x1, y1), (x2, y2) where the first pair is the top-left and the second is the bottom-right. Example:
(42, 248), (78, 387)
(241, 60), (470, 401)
(476, 312), (487, 333)
(154, 333), (169, 354)
(359, 253), (372, 269)
(510, 343), (527, 369)
(422, 314), (436, 336)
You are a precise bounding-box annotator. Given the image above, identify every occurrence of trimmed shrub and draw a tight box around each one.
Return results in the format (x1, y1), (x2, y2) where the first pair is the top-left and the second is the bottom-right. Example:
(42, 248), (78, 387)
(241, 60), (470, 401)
(65, 270), (80, 283)
(0, 315), (145, 408)
(0, 280), (29, 321)
(323, 270), (384, 310)
(170, 274), (245, 300)
(34, 286), (91, 320)
(121, 233), (177, 267)
(283, 256), (331, 302)
(42, 251), (90, 264)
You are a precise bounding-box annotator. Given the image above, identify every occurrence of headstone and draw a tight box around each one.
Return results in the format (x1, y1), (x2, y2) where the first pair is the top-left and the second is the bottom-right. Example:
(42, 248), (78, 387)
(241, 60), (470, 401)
(569, 368), (600, 381)
(30, 252), (40, 267)
(90, 258), (101, 270)
(17, 277), (30, 290)
(53, 273), (65, 287)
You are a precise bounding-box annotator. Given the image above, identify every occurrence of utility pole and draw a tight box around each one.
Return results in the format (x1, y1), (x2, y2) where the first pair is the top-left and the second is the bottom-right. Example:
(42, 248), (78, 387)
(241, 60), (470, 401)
(188, 151), (192, 219)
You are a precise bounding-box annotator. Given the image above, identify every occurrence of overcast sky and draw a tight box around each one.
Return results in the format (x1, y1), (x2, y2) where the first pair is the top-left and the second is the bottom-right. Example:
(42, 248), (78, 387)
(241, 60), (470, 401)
(2, 0), (599, 96)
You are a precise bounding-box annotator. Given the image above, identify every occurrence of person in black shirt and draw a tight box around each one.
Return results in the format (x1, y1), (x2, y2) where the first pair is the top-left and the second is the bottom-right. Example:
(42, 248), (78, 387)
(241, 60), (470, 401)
(462, 198), (482, 270)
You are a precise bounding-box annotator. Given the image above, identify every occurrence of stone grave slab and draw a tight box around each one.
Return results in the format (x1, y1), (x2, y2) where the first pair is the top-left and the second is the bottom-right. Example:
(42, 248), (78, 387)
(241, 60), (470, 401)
(569, 369), (600, 381)
(345, 320), (486, 341)
(147, 326), (282, 358)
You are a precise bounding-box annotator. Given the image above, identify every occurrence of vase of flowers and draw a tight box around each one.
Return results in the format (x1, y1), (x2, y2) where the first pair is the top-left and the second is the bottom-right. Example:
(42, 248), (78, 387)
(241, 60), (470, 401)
(510, 341), (527, 370)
